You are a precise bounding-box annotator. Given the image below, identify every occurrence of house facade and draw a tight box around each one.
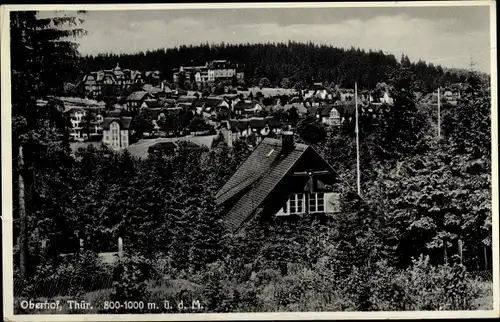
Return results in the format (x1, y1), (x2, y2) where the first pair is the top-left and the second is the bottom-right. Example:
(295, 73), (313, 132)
(82, 63), (159, 97)
(233, 100), (263, 116)
(64, 107), (105, 141)
(126, 91), (153, 110)
(317, 105), (341, 126)
(102, 117), (133, 150)
(224, 117), (282, 144)
(174, 60), (244, 85)
(216, 134), (343, 233)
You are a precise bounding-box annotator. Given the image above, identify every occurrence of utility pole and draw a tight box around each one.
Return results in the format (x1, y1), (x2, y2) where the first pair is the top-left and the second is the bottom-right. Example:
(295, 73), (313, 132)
(469, 55), (476, 72)
(18, 145), (27, 278)
(437, 87), (441, 139)
(355, 82), (361, 197)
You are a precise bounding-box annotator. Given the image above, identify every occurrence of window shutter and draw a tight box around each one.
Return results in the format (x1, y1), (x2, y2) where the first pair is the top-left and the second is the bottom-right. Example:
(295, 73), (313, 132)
(325, 192), (341, 213)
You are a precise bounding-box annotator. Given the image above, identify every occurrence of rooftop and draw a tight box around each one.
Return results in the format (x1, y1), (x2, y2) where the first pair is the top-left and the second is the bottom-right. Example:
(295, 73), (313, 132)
(216, 138), (309, 232)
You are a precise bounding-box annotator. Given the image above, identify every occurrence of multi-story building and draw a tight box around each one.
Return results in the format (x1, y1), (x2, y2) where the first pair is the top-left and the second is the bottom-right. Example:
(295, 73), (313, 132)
(82, 63), (161, 97)
(102, 117), (133, 150)
(207, 60), (237, 82)
(62, 97), (106, 141)
(173, 60), (244, 85)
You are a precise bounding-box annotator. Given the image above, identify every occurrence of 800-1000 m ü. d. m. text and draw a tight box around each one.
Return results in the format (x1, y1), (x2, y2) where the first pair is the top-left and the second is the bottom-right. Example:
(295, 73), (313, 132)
(19, 300), (204, 312)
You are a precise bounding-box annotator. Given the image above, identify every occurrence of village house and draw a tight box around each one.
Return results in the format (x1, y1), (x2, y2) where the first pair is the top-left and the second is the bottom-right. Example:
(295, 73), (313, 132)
(442, 87), (454, 100)
(233, 100), (263, 117)
(207, 60), (237, 82)
(64, 107), (105, 141)
(361, 103), (389, 119)
(126, 91), (154, 111)
(282, 102), (308, 115)
(316, 105), (342, 127)
(173, 64), (207, 84)
(175, 95), (198, 111)
(339, 89), (355, 102)
(331, 101), (388, 123)
(58, 97), (106, 141)
(216, 133), (342, 233)
(304, 96), (322, 108)
(378, 91), (394, 105)
(221, 116), (282, 147)
(141, 98), (162, 109)
(102, 116), (133, 150)
(194, 97), (230, 116)
(143, 70), (162, 86)
(173, 60), (245, 86)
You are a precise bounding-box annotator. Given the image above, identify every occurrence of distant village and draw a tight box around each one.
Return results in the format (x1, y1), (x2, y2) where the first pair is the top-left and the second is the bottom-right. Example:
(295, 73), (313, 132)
(47, 59), (470, 158)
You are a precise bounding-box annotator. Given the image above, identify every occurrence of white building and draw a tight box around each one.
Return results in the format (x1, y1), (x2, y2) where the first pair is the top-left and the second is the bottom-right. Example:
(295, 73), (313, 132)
(64, 107), (104, 141)
(174, 60), (243, 85)
(102, 117), (133, 150)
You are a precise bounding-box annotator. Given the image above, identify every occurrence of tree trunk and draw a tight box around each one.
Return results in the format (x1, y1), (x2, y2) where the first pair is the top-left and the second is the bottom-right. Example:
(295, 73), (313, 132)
(18, 145), (28, 278)
(483, 246), (488, 270)
(457, 239), (463, 264)
(443, 238), (448, 265)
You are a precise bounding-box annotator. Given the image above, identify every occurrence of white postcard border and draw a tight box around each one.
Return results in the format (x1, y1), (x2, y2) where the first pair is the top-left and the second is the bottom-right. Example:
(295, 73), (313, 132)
(1, 1), (498, 321)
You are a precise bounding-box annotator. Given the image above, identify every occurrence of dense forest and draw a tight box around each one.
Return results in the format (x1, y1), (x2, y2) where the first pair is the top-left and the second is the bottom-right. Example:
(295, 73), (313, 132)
(11, 11), (493, 313)
(78, 42), (480, 92)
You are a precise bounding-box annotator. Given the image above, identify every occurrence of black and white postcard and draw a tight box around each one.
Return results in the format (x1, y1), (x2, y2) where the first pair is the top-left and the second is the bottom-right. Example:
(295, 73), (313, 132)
(1, 1), (498, 321)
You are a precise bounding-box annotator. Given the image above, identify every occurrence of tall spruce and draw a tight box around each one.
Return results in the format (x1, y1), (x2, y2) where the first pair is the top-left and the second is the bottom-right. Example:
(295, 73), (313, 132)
(11, 11), (86, 277)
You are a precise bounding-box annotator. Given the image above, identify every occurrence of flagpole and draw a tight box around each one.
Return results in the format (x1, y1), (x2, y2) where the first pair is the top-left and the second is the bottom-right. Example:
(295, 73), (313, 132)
(355, 82), (361, 197)
(437, 87), (441, 139)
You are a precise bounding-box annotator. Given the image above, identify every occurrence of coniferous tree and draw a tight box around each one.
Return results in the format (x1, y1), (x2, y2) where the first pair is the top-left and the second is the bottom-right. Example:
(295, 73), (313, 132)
(11, 11), (86, 277)
(376, 67), (429, 160)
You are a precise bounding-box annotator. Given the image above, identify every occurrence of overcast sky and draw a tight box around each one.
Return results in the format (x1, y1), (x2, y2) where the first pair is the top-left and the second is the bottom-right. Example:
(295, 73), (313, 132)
(41, 5), (492, 73)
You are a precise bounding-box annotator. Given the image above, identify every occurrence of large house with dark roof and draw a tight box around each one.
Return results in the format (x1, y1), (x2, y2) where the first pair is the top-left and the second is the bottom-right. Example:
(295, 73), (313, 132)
(82, 63), (161, 97)
(126, 91), (154, 110)
(233, 100), (263, 116)
(216, 133), (342, 233)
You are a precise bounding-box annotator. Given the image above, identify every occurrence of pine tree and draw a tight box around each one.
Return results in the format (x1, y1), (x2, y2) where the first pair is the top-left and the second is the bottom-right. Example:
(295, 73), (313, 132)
(11, 11), (86, 277)
(376, 67), (429, 160)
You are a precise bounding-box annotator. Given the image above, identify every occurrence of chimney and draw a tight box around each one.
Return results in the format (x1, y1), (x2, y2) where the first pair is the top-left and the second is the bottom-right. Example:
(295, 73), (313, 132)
(282, 130), (294, 154)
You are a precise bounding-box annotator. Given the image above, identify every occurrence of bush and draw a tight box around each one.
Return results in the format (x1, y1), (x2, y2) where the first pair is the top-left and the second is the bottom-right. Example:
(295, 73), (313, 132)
(16, 250), (110, 299)
(108, 254), (151, 313)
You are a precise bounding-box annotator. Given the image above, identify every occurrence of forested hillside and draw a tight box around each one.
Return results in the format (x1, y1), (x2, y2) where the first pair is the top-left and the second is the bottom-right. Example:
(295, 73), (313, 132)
(79, 42), (479, 91)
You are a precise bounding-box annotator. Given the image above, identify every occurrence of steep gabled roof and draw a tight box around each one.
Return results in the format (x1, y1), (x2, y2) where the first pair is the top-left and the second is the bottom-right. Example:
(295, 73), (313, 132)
(142, 84), (162, 94)
(198, 97), (224, 108)
(142, 99), (161, 109)
(177, 95), (197, 104)
(319, 105), (335, 117)
(216, 138), (309, 232)
(234, 100), (260, 110)
(127, 91), (150, 101)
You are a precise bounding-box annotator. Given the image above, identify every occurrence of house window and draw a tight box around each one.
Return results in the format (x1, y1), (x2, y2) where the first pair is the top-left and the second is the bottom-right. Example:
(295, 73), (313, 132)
(289, 193), (305, 214)
(309, 193), (325, 213)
